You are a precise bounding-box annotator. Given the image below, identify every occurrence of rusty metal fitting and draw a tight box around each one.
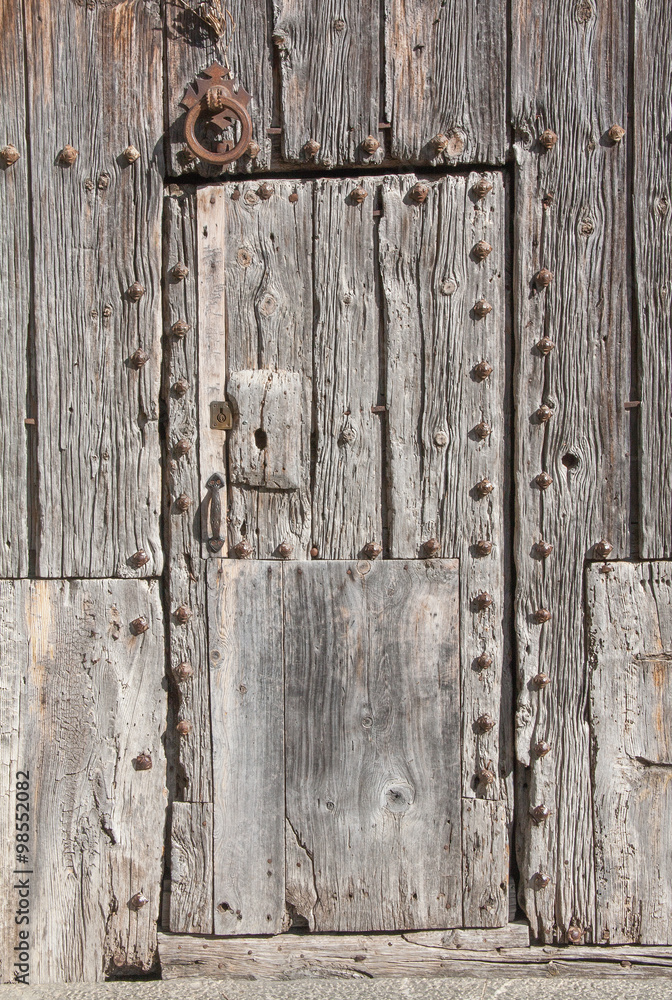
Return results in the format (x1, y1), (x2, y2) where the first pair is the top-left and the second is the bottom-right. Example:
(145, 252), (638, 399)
(174, 661), (193, 682)
(172, 262), (189, 281)
(535, 472), (553, 490)
(532, 672), (551, 688)
(174, 439), (191, 457)
(530, 804), (551, 824)
(304, 138), (320, 159)
(474, 478), (495, 498)
(246, 140), (261, 158)
(277, 542), (293, 559)
(350, 185), (368, 204)
(476, 652), (493, 670)
(127, 282), (145, 302)
(472, 240), (493, 261)
(362, 135), (380, 154)
(536, 405), (553, 422)
(59, 144), (79, 166)
(478, 766), (496, 785)
(534, 740), (552, 757)
(473, 360), (494, 381)
(536, 337), (556, 355)
(0, 144), (20, 166)
(539, 129), (558, 149)
(174, 605), (193, 626)
(176, 720), (192, 735)
(593, 539), (613, 559)
(258, 182), (274, 200)
(535, 268), (554, 288)
(474, 592), (493, 612)
(130, 616), (149, 636)
(171, 319), (190, 339)
(362, 541), (382, 560)
(232, 539), (254, 559)
(474, 421), (491, 440)
(172, 378), (189, 397)
(423, 538), (440, 558)
(535, 540), (554, 558)
(532, 608), (552, 624)
(567, 926), (583, 944)
(608, 124), (625, 143)
(409, 181), (430, 204)
(310, 546), (319, 558)
(123, 145), (140, 163)
(476, 713), (496, 733)
(135, 753), (152, 771)
(474, 539), (493, 557)
(430, 133), (449, 154)
(130, 348), (149, 369)
(130, 549), (150, 568)
(533, 872), (551, 890)
(473, 298), (493, 318)
(473, 178), (493, 200)
(130, 892), (149, 909)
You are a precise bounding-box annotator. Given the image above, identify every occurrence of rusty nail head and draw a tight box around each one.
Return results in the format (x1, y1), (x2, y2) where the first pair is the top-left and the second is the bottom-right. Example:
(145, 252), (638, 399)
(258, 182), (274, 200)
(423, 538), (440, 557)
(1, 144), (20, 166)
(288, 191), (299, 203)
(536, 337), (556, 355)
(533, 672), (551, 688)
(532, 608), (552, 624)
(124, 145), (140, 163)
(304, 139), (320, 158)
(172, 262), (189, 281)
(533, 872), (551, 890)
(130, 616), (149, 636)
(128, 282), (145, 302)
(135, 752), (152, 771)
(473, 360), (494, 381)
(594, 539), (613, 559)
(478, 767), (496, 785)
(567, 926), (583, 944)
(535, 540), (554, 559)
(174, 605), (192, 625)
(176, 720), (192, 735)
(530, 804), (551, 823)
(476, 652), (493, 670)
(535, 268), (554, 288)
(539, 129), (558, 149)
(362, 541), (382, 560)
(536, 405), (553, 422)
(474, 591), (493, 611)
(474, 539), (493, 557)
(473, 298), (493, 318)
(171, 319), (190, 339)
(277, 542), (293, 559)
(535, 472), (553, 490)
(60, 144), (79, 166)
(362, 135), (380, 154)
(130, 892), (149, 909)
(474, 421), (491, 440)
(233, 539), (254, 559)
(409, 182), (429, 204)
(476, 713), (496, 733)
(172, 378), (189, 397)
(130, 348), (149, 369)
(473, 178), (493, 200)
(473, 240), (493, 261)
(130, 549), (150, 568)
(430, 133), (449, 154)
(534, 739), (552, 757)
(246, 140), (261, 158)
(475, 478), (495, 498)
(350, 185), (368, 204)
(174, 438), (191, 457)
(608, 124), (626, 142)
(175, 661), (193, 682)
(310, 546), (319, 558)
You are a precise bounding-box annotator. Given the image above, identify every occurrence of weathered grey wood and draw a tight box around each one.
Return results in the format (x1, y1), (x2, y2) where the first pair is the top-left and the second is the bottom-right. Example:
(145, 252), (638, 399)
(165, 187), (213, 805)
(405, 923), (529, 951)
(208, 560), (285, 935)
(462, 800), (509, 928)
(164, 0), (273, 176)
(511, 0), (630, 942)
(312, 178), (382, 558)
(169, 803), (213, 936)
(283, 559), (462, 932)
(284, 817), (318, 931)
(384, 0), (507, 165)
(0, 0), (29, 577)
(158, 932), (672, 980)
(273, 2), (379, 167)
(379, 174), (506, 804)
(227, 370), (302, 489)
(634, 7), (672, 557)
(25, 0), (163, 578)
(217, 179), (313, 558)
(587, 562), (672, 944)
(0, 580), (166, 984)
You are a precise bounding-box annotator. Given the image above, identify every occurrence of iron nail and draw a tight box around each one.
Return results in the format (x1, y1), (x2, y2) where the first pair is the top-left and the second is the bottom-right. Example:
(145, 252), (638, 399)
(172, 378), (189, 397)
(310, 546), (319, 558)
(473, 178), (493, 200)
(474, 539), (493, 557)
(423, 538), (440, 557)
(130, 616), (149, 636)
(535, 268), (554, 288)
(473, 240), (493, 260)
(176, 720), (192, 735)
(277, 542), (293, 559)
(172, 262), (189, 281)
(362, 541), (382, 560)
(476, 652), (493, 670)
(59, 144), (79, 166)
(304, 139), (320, 158)
(473, 360), (494, 381)
(535, 472), (553, 490)
(474, 421), (491, 439)
(430, 133), (449, 154)
(536, 405), (553, 422)
(534, 740), (551, 757)
(0, 144), (20, 166)
(473, 298), (493, 318)
(232, 540), (254, 559)
(130, 892), (149, 909)
(362, 135), (380, 154)
(123, 145), (140, 163)
(536, 337), (556, 355)
(127, 282), (145, 302)
(174, 605), (192, 625)
(130, 348), (149, 369)
(130, 549), (150, 568)
(476, 713), (496, 733)
(474, 478), (495, 498)
(174, 661), (193, 682)
(258, 182), (274, 200)
(532, 672), (551, 688)
(530, 804), (551, 823)
(533, 872), (551, 890)
(593, 539), (613, 559)
(539, 129), (558, 149)
(409, 181), (429, 204)
(171, 319), (190, 339)
(434, 431), (448, 447)
(474, 592), (494, 611)
(535, 540), (554, 559)
(350, 185), (368, 204)
(174, 438), (191, 457)
(532, 608), (552, 624)
(608, 123), (625, 142)
(135, 753), (152, 771)
(567, 927), (583, 944)
(246, 140), (261, 158)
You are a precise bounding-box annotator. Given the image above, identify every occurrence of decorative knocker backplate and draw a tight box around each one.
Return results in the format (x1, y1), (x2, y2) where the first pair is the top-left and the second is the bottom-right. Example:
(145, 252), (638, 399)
(181, 62), (252, 165)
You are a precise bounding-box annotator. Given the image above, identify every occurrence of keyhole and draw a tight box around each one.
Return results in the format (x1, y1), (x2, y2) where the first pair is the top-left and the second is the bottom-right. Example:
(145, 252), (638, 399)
(254, 428), (268, 450)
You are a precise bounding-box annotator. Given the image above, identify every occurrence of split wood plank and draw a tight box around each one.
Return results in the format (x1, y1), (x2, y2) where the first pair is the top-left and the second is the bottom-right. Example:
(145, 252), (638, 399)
(283, 559), (462, 933)
(272, 2), (380, 167)
(158, 933), (672, 980)
(511, 0), (630, 942)
(0, 0), (29, 577)
(24, 0), (163, 578)
(164, 187), (213, 806)
(634, 6), (672, 557)
(379, 174), (506, 804)
(587, 562), (672, 945)
(217, 179), (313, 559)
(0, 579), (166, 985)
(169, 803), (213, 936)
(312, 178), (382, 558)
(164, 0), (273, 176)
(208, 560), (285, 935)
(462, 799), (509, 928)
(384, 0), (508, 166)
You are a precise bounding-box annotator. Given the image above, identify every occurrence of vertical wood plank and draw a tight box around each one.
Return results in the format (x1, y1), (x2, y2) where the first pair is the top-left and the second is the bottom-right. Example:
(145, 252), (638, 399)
(272, 1), (380, 167)
(634, 4), (672, 557)
(511, 0), (630, 942)
(284, 559), (462, 932)
(384, 0), (508, 166)
(0, 0), (29, 577)
(0, 580), (166, 984)
(313, 178), (382, 559)
(462, 800), (509, 929)
(208, 560), (285, 935)
(221, 179), (313, 558)
(164, 0), (273, 176)
(25, 0), (163, 578)
(165, 188), (213, 805)
(587, 562), (672, 945)
(169, 803), (214, 935)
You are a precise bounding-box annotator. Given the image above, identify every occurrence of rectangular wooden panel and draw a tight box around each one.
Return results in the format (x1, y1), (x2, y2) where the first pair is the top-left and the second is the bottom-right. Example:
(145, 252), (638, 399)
(208, 560), (285, 934)
(169, 803), (213, 935)
(462, 800), (509, 928)
(25, 0), (163, 577)
(384, 0), (507, 165)
(0, 580), (166, 984)
(511, 0), (630, 942)
(587, 562), (672, 944)
(634, 5), (672, 557)
(273, 1), (379, 166)
(284, 559), (462, 932)
(0, 0), (29, 577)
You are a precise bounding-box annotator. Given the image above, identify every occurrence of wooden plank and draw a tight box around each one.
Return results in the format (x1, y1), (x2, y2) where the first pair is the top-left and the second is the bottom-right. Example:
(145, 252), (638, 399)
(208, 560), (285, 935)
(169, 803), (213, 936)
(0, 0), (29, 577)
(158, 933), (672, 980)
(227, 370), (302, 489)
(164, 187), (213, 806)
(511, 0), (630, 942)
(405, 924), (529, 951)
(462, 800), (509, 928)
(273, 1), (379, 167)
(219, 179), (313, 559)
(379, 173), (506, 805)
(384, 0), (507, 166)
(283, 559), (462, 932)
(0, 580), (166, 984)
(634, 5), (672, 557)
(25, 0), (163, 578)
(313, 178), (382, 558)
(587, 562), (672, 944)
(164, 0), (273, 176)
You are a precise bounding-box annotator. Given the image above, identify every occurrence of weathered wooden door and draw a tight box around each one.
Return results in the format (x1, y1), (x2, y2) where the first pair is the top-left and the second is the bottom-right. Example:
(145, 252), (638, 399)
(2, 0), (672, 986)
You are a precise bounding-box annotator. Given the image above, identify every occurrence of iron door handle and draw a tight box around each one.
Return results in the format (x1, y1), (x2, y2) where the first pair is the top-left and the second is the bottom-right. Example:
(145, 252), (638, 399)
(206, 473), (226, 552)
(180, 63), (252, 166)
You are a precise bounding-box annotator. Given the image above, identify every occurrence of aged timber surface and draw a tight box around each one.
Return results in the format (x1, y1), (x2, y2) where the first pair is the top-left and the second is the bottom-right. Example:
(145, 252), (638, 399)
(0, 580), (166, 984)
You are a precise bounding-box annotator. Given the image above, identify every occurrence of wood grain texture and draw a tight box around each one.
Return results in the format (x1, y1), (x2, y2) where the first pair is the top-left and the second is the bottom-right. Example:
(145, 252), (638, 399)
(312, 178), (382, 558)
(168, 802), (213, 935)
(227, 370), (302, 489)
(384, 0), (507, 165)
(587, 562), (672, 944)
(283, 559), (462, 932)
(164, 188), (213, 805)
(634, 4), (672, 557)
(511, 0), (630, 942)
(25, 0), (163, 578)
(0, 580), (166, 984)
(273, 1), (379, 167)
(164, 0), (273, 176)
(462, 800), (509, 928)
(158, 933), (672, 980)
(218, 179), (313, 558)
(378, 174), (506, 802)
(0, 0), (29, 577)
(208, 560), (285, 935)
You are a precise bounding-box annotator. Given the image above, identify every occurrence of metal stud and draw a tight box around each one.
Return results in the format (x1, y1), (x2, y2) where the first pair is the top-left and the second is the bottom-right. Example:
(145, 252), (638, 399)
(176, 720), (192, 735)
(135, 752), (152, 771)
(0, 144), (20, 166)
(533, 872), (551, 890)
(304, 138), (320, 158)
(172, 262), (189, 281)
(362, 135), (380, 154)
(174, 661), (193, 682)
(277, 542), (293, 559)
(473, 298), (493, 318)
(258, 182), (274, 200)
(478, 766), (496, 785)
(535, 540), (554, 559)
(474, 539), (493, 557)
(174, 605), (192, 625)
(474, 478), (495, 498)
(288, 191), (299, 203)
(539, 129), (558, 149)
(130, 616), (149, 635)
(246, 140), (261, 158)
(536, 405), (553, 422)
(130, 892), (149, 909)
(123, 145), (141, 163)
(473, 178), (493, 200)
(473, 240), (493, 260)
(474, 592), (493, 612)
(172, 378), (189, 398)
(476, 652), (493, 670)
(536, 337), (555, 356)
(532, 608), (552, 624)
(535, 472), (553, 490)
(608, 124), (625, 143)
(362, 541), (382, 560)
(130, 348), (149, 369)
(130, 549), (150, 568)
(535, 268), (554, 289)
(533, 740), (551, 757)
(171, 319), (190, 339)
(476, 713), (496, 733)
(232, 539), (254, 559)
(127, 282), (145, 302)
(430, 133), (449, 154)
(409, 182), (429, 204)
(174, 439), (191, 457)
(473, 360), (494, 381)
(530, 804), (551, 823)
(567, 926), (583, 944)
(310, 546), (319, 558)
(423, 538), (440, 557)
(593, 539), (613, 559)
(532, 672), (551, 688)
(350, 185), (368, 204)
(59, 144), (79, 166)
(474, 421), (491, 440)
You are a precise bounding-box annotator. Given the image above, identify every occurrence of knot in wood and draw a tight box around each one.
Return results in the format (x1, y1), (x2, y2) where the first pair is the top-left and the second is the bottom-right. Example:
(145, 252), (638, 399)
(174, 438), (192, 457)
(477, 767), (496, 785)
(608, 123), (625, 143)
(130, 549), (150, 568)
(409, 181), (429, 204)
(422, 538), (440, 557)
(473, 178), (493, 200)
(277, 542), (293, 559)
(533, 740), (552, 757)
(130, 348), (149, 369)
(233, 539), (254, 559)
(536, 405), (553, 422)
(172, 378), (189, 398)
(176, 720), (193, 735)
(476, 713), (496, 733)
(304, 138), (320, 159)
(174, 661), (193, 682)
(123, 145), (140, 163)
(474, 421), (491, 440)
(258, 182), (275, 200)
(127, 281), (145, 302)
(539, 129), (558, 149)
(532, 672), (551, 688)
(246, 140), (261, 159)
(473, 360), (494, 381)
(593, 539), (613, 559)
(434, 431), (448, 447)
(473, 298), (493, 318)
(134, 753), (152, 771)
(474, 478), (495, 498)
(474, 592), (493, 612)
(0, 144), (20, 166)
(535, 268), (554, 289)
(130, 892), (149, 909)
(172, 262), (189, 281)
(532, 608), (552, 624)
(536, 337), (555, 355)
(472, 240), (493, 261)
(362, 135), (380, 154)
(59, 144), (79, 166)
(535, 540), (554, 559)
(130, 616), (150, 636)
(430, 133), (449, 154)
(475, 652), (493, 670)
(474, 540), (493, 557)
(174, 605), (193, 626)
(533, 872), (551, 890)
(171, 319), (190, 339)
(530, 804), (551, 824)
(350, 185), (368, 204)
(535, 472), (553, 490)
(362, 541), (382, 560)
